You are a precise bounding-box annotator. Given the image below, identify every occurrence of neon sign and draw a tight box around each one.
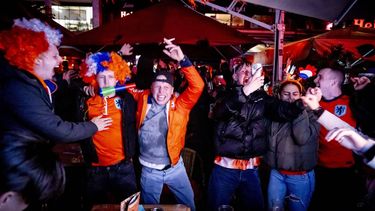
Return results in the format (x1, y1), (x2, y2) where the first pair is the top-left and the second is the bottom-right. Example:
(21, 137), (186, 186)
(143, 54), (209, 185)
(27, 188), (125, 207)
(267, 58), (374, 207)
(353, 19), (375, 28)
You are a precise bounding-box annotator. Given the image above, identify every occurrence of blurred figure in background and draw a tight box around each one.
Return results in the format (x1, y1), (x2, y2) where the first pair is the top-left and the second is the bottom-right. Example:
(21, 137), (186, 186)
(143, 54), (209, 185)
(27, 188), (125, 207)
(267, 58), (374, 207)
(53, 59), (83, 122)
(0, 132), (65, 211)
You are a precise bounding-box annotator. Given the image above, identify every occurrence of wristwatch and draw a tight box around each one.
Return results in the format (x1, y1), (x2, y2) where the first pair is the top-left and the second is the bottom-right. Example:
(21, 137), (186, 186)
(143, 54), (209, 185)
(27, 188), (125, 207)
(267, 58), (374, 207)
(312, 106), (324, 118)
(180, 55), (187, 62)
(363, 144), (375, 163)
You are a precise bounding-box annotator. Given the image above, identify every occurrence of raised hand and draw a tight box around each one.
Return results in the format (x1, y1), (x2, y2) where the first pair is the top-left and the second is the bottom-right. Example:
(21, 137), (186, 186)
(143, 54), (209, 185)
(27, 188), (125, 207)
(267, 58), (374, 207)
(83, 85), (96, 97)
(325, 127), (368, 152)
(283, 57), (294, 80)
(301, 87), (322, 110)
(242, 75), (264, 96)
(90, 115), (113, 131)
(162, 38), (184, 62)
(350, 76), (371, 91)
(119, 43), (133, 56)
(62, 69), (79, 82)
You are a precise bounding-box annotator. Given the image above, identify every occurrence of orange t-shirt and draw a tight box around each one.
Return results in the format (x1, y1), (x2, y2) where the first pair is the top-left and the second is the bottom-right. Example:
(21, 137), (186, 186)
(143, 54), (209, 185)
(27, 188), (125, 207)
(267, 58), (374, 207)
(87, 95), (124, 166)
(319, 95), (356, 168)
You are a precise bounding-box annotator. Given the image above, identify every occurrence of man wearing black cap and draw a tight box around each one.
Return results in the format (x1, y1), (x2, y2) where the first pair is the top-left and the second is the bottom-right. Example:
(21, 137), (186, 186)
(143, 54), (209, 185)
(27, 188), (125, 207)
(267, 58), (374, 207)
(125, 38), (204, 211)
(151, 70), (175, 105)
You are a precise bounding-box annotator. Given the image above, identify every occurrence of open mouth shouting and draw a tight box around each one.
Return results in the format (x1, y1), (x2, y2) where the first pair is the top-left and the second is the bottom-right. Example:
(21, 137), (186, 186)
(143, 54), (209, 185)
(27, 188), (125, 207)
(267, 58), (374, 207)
(243, 77), (250, 84)
(157, 95), (167, 101)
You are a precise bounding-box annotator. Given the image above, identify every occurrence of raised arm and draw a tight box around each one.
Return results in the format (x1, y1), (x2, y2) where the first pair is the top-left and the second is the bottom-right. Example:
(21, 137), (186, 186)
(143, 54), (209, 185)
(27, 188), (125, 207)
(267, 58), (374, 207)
(326, 127), (375, 168)
(162, 38), (204, 110)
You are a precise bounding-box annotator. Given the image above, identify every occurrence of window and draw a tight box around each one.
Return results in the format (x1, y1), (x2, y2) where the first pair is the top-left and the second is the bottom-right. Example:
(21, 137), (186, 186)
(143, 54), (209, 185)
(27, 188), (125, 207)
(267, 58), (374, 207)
(205, 13), (244, 27)
(52, 6), (93, 32)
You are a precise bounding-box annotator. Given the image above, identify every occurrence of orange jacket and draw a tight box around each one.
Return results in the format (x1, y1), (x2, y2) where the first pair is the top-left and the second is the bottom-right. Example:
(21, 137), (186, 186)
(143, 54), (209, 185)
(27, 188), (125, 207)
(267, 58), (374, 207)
(129, 65), (204, 165)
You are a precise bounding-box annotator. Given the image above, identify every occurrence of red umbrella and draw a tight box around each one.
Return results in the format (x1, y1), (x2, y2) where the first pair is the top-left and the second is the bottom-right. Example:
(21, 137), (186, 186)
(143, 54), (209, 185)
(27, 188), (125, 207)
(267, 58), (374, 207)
(63, 0), (254, 46)
(264, 27), (375, 64)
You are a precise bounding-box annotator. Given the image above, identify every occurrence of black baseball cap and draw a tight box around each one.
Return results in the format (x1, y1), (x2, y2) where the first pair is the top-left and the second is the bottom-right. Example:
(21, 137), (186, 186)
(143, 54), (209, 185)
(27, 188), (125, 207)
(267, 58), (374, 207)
(152, 70), (174, 86)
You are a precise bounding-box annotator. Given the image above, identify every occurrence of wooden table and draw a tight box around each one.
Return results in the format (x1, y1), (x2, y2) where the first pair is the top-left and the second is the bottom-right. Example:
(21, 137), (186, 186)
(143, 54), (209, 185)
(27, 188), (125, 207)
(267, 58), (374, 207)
(91, 204), (190, 211)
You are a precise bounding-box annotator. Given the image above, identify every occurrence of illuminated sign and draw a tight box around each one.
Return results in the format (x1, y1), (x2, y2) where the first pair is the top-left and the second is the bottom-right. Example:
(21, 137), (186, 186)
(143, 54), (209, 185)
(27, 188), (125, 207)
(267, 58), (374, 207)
(121, 11), (133, 17)
(353, 19), (375, 28)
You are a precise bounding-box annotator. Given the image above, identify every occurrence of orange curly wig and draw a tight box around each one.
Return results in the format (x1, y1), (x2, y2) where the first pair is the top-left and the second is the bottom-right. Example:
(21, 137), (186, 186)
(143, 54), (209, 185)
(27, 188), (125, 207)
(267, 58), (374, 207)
(81, 52), (132, 87)
(0, 27), (49, 73)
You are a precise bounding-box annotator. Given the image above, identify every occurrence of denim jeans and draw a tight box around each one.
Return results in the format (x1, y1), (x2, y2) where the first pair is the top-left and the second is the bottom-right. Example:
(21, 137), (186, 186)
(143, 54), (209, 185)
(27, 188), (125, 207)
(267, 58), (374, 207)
(267, 169), (315, 211)
(84, 160), (137, 210)
(140, 157), (195, 211)
(207, 164), (264, 211)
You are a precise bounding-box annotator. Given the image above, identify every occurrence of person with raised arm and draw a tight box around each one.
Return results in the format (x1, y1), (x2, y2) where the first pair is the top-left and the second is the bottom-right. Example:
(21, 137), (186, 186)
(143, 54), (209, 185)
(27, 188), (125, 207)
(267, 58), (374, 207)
(124, 38), (204, 211)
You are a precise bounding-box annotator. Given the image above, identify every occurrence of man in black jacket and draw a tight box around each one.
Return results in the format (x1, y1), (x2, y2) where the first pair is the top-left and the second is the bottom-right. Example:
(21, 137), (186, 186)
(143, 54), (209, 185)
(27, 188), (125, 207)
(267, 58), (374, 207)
(207, 59), (304, 211)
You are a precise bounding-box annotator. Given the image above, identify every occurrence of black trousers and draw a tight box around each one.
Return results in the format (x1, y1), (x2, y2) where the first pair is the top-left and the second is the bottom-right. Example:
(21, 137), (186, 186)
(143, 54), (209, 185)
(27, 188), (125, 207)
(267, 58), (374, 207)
(83, 160), (138, 210)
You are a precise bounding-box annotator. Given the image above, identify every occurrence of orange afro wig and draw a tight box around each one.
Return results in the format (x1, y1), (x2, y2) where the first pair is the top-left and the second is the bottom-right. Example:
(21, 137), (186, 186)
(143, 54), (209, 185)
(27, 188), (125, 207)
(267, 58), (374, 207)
(81, 51), (132, 87)
(0, 27), (49, 73)
(0, 18), (62, 73)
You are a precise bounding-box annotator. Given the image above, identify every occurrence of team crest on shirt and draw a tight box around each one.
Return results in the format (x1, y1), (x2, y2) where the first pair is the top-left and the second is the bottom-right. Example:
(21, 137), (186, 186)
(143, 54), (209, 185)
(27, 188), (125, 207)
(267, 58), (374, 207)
(114, 97), (123, 110)
(334, 105), (347, 117)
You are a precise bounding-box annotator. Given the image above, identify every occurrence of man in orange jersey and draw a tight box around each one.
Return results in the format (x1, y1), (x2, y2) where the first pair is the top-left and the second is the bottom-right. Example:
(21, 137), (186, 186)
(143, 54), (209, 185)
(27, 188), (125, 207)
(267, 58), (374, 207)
(307, 67), (359, 211)
(80, 51), (137, 210)
(126, 38), (204, 211)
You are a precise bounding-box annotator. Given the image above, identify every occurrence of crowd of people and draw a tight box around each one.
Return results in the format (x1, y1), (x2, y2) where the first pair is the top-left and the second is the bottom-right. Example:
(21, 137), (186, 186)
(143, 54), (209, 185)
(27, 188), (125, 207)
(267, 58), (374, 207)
(1, 17), (374, 211)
